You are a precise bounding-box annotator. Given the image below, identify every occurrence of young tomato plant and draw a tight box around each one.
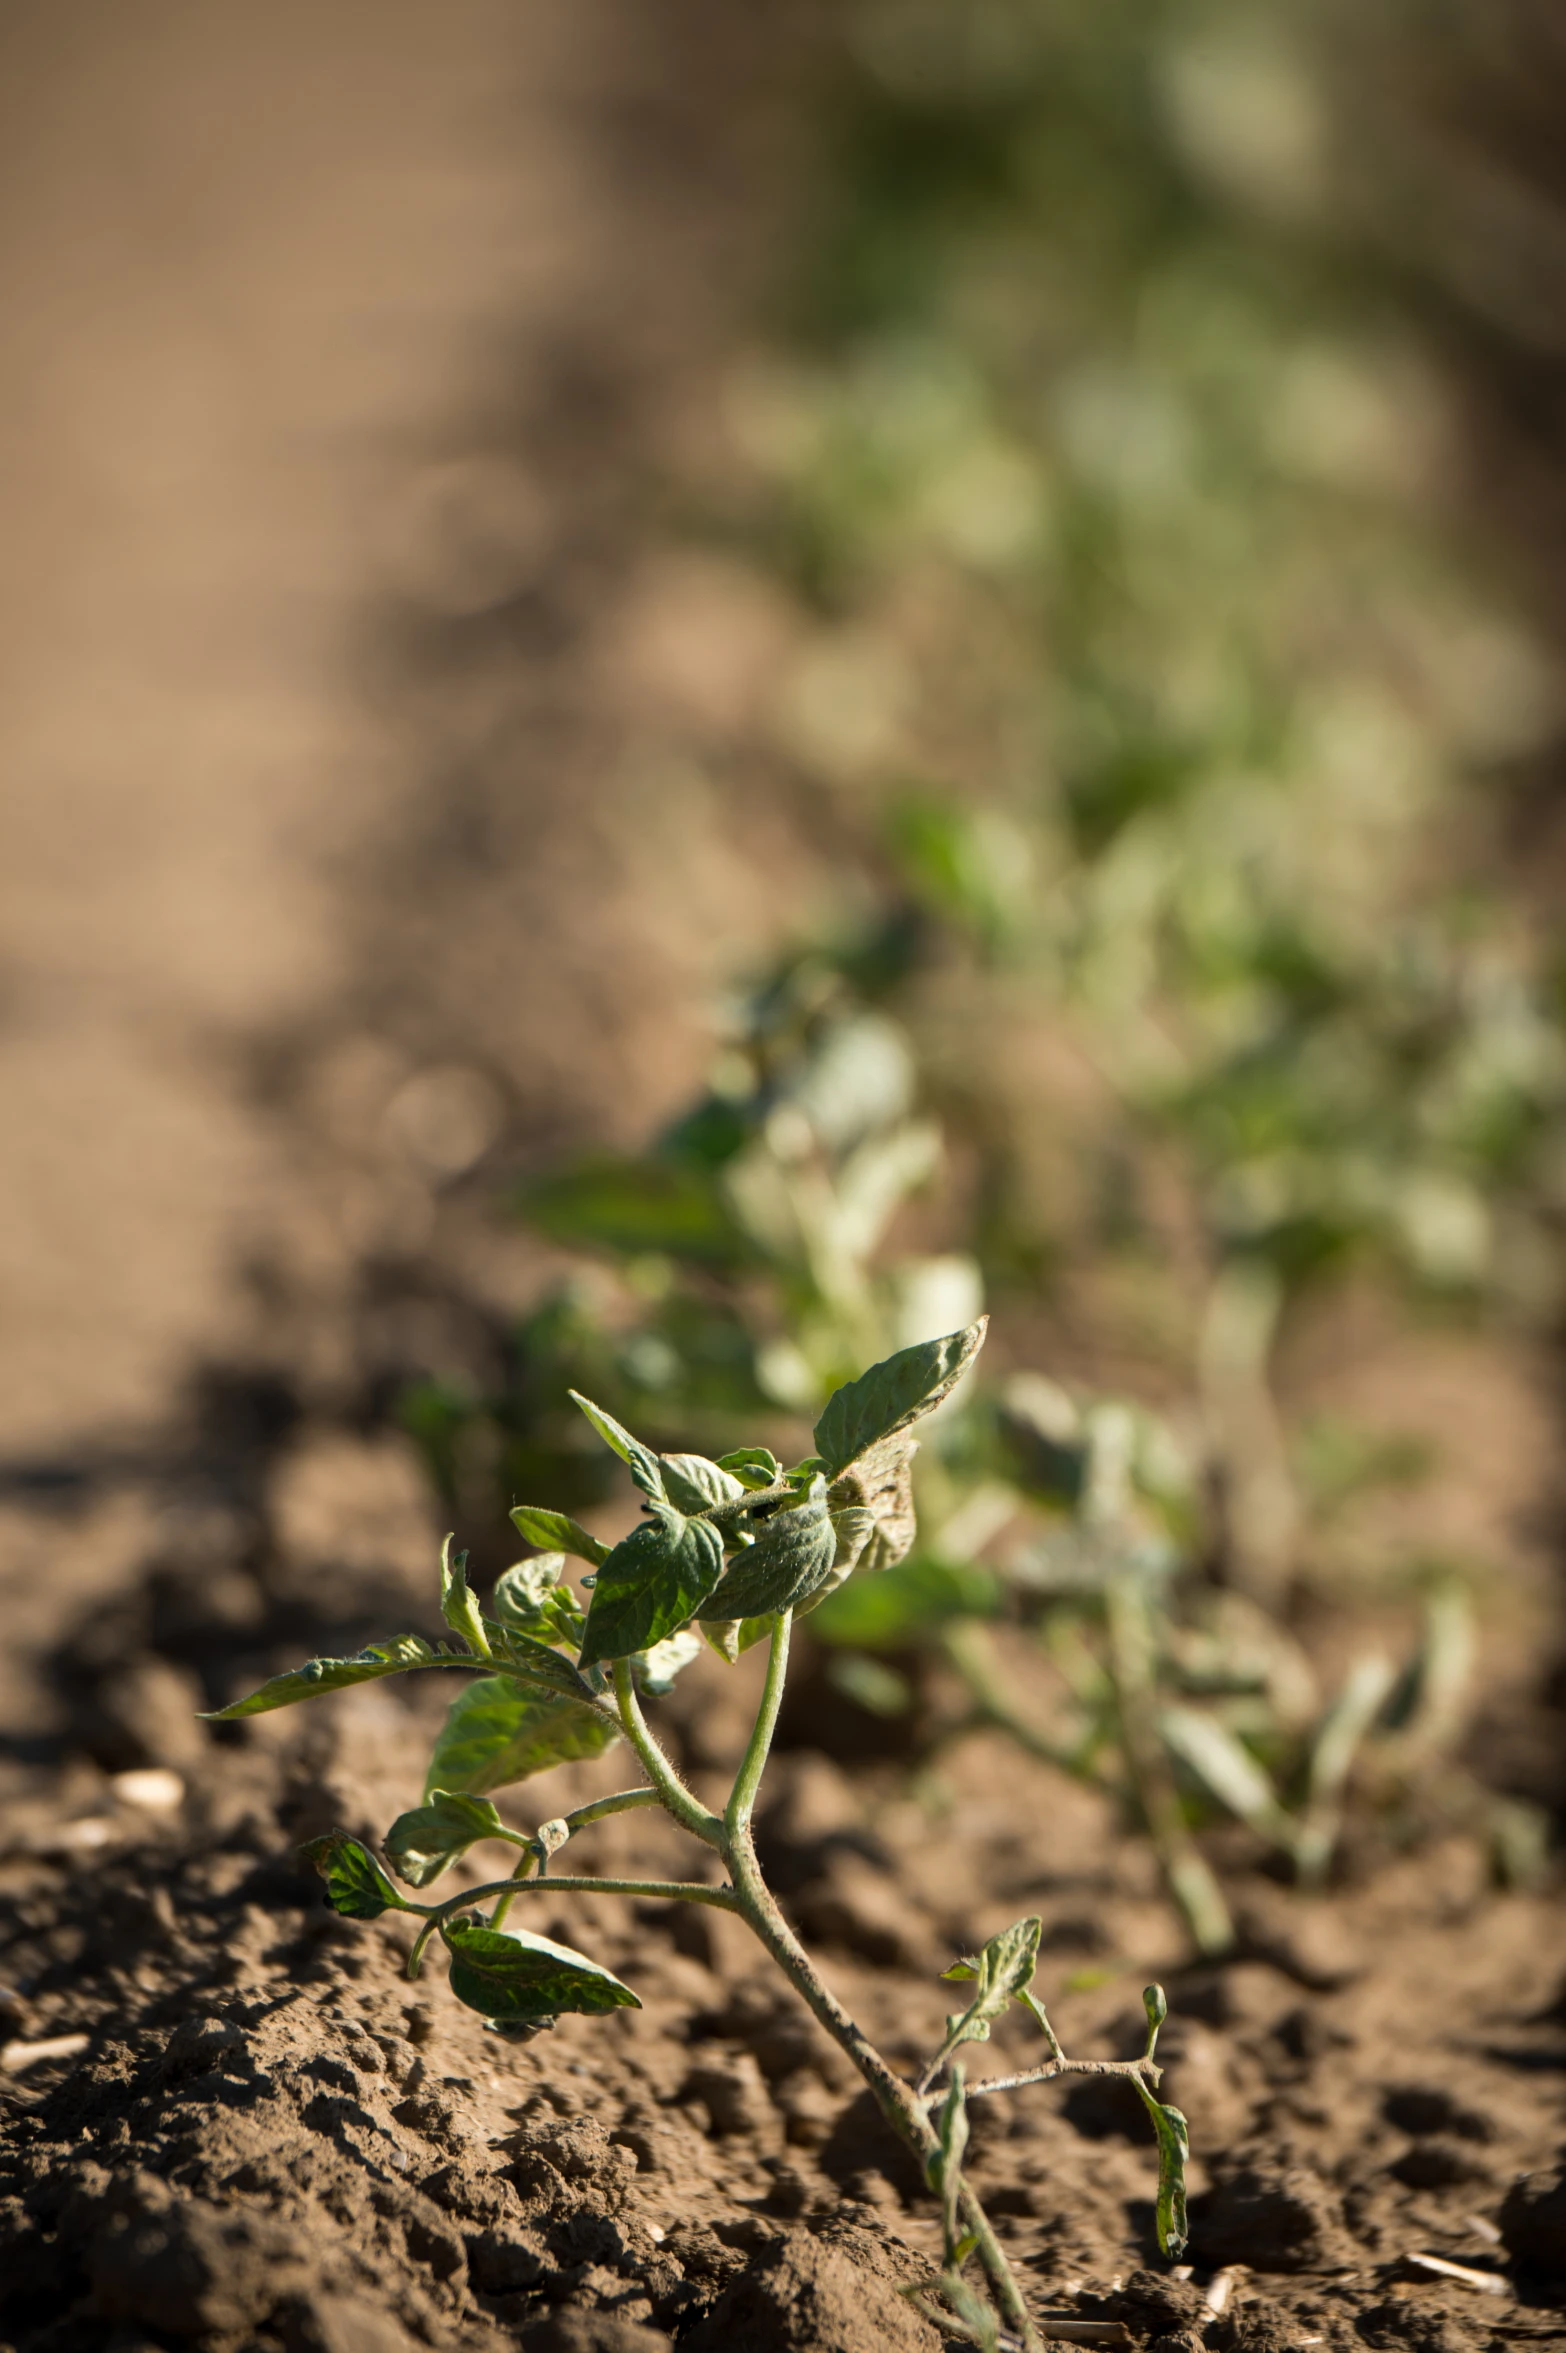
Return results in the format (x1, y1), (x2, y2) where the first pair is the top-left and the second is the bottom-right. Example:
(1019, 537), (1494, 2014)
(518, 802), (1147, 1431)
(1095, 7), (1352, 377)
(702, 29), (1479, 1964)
(207, 1322), (1187, 2351)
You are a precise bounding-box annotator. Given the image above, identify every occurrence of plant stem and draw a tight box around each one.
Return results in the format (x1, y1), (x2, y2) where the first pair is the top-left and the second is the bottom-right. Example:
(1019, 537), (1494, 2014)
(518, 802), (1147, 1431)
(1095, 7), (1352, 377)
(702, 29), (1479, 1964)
(951, 2054), (1160, 2102)
(433, 1873), (739, 1919)
(560, 1785), (665, 1832)
(726, 1610), (790, 1833)
(612, 1660), (725, 1849)
(488, 1840), (539, 1928)
(722, 1821), (1042, 2352)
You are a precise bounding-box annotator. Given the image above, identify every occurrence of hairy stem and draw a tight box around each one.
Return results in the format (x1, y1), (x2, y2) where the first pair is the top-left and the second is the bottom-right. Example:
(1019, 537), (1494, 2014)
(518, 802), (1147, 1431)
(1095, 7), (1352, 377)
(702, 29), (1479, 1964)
(433, 1873), (738, 1920)
(726, 1610), (790, 1833)
(723, 1823), (1041, 2351)
(612, 1660), (725, 1848)
(559, 1785), (665, 1832)
(487, 1841), (540, 1929)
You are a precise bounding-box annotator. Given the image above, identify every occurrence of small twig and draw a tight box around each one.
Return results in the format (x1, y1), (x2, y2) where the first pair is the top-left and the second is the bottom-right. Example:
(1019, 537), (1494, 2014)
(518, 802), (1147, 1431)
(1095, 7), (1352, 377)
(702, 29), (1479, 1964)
(945, 2053), (1160, 2103)
(429, 1872), (738, 1919)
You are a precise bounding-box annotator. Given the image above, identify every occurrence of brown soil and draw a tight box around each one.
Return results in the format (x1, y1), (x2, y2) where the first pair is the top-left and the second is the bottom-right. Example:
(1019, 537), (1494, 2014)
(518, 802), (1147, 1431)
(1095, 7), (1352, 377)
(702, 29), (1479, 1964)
(1, 9), (1565, 2353)
(3, 1687), (1565, 2351)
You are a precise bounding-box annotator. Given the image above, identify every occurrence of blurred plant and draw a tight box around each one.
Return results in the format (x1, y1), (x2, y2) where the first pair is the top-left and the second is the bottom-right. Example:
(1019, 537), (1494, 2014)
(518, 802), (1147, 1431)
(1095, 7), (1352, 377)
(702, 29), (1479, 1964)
(211, 1328), (1190, 2347)
(880, 1382), (1491, 1954)
(402, 961), (1505, 1953)
(400, 941), (984, 1522)
(699, 0), (1566, 1606)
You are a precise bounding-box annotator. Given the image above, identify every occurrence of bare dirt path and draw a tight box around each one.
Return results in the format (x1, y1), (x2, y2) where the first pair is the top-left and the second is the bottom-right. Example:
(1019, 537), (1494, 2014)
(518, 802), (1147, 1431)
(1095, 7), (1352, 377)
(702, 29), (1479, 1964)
(0, 1), (788, 1739)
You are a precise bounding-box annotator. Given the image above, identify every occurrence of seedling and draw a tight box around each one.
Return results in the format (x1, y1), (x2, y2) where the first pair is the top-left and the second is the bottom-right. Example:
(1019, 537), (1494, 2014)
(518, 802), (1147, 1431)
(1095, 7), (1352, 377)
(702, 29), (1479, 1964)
(208, 1323), (1187, 2349)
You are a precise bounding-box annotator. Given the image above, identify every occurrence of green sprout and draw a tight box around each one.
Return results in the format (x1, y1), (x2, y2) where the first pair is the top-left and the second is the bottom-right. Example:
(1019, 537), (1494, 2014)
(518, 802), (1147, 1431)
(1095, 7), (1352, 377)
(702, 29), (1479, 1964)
(208, 1323), (1189, 2350)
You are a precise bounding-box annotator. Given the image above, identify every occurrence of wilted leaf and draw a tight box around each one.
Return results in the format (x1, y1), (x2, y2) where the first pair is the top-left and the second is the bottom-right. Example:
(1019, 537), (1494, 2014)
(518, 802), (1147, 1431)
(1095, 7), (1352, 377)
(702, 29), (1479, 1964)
(441, 1917), (642, 2027)
(440, 1535), (489, 1656)
(1133, 2080), (1190, 2259)
(508, 1508), (611, 1568)
(200, 1635), (461, 1721)
(426, 1675), (617, 1798)
(300, 1833), (413, 1919)
(384, 1790), (506, 1889)
(696, 1476), (837, 1620)
(813, 1320), (988, 1478)
(578, 1504), (724, 1666)
(568, 1391), (666, 1502)
(938, 1915), (1043, 2054)
(659, 1452), (745, 1511)
(828, 1439), (920, 1573)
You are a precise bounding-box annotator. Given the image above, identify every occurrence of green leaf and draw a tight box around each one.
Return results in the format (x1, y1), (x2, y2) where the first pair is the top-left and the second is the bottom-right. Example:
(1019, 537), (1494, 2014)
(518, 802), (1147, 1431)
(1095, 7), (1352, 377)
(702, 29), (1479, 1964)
(696, 1476), (838, 1620)
(440, 1534), (490, 1657)
(491, 1554), (584, 1649)
(578, 1504), (724, 1666)
(925, 2065), (970, 2270)
(659, 1452), (745, 1511)
(426, 1674), (617, 1798)
(441, 1917), (642, 2028)
(1133, 2080), (1190, 2260)
(716, 1448), (782, 1490)
(300, 1833), (414, 1919)
(521, 1154), (742, 1263)
(813, 1318), (988, 1477)
(490, 1625), (601, 1703)
(199, 1635), (462, 1720)
(634, 1628), (705, 1694)
(938, 1915), (1043, 2055)
(699, 1615), (775, 1665)
(384, 1790), (507, 1890)
(568, 1391), (666, 1502)
(508, 1507), (611, 1569)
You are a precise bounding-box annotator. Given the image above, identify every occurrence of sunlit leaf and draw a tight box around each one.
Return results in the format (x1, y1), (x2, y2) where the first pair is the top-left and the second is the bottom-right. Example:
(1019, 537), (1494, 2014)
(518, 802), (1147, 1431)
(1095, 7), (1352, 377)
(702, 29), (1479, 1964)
(426, 1675), (617, 1798)
(300, 1832), (414, 1919)
(813, 1319), (988, 1478)
(716, 1447), (782, 1489)
(508, 1508), (611, 1568)
(441, 1917), (641, 2027)
(656, 1451), (745, 1512)
(440, 1534), (489, 1657)
(568, 1391), (667, 1502)
(578, 1504), (724, 1666)
(938, 1914), (1042, 2055)
(384, 1789), (506, 1890)
(200, 1635), (463, 1721)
